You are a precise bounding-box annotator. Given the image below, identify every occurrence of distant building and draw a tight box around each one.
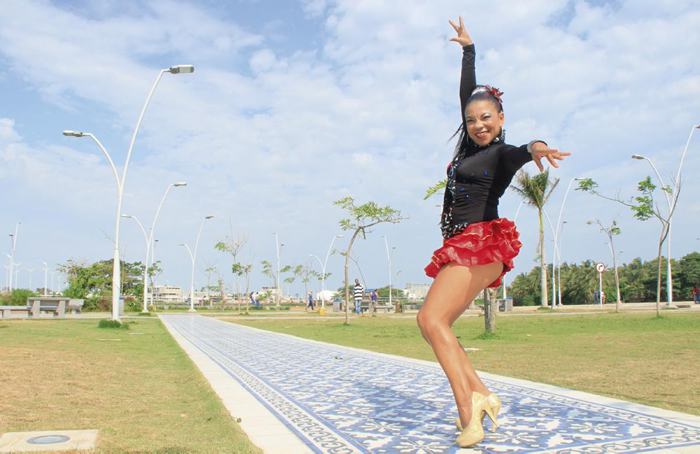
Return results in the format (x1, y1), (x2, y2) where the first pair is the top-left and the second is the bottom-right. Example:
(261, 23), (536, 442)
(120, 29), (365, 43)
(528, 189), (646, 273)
(152, 285), (183, 303)
(404, 283), (430, 300)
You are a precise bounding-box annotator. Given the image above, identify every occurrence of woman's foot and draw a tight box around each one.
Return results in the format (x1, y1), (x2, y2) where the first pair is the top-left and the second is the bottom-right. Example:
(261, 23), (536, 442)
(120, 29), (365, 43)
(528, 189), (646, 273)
(455, 392), (496, 448)
(455, 392), (501, 432)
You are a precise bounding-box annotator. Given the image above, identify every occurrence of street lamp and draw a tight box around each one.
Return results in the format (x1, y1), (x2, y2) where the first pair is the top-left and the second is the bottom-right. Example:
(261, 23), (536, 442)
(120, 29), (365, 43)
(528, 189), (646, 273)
(7, 222), (20, 292)
(383, 236), (396, 308)
(274, 233), (285, 309)
(123, 182), (186, 312)
(122, 214), (149, 311)
(310, 234), (342, 311)
(62, 64), (194, 322)
(552, 177), (582, 307)
(543, 210), (561, 309)
(42, 261), (49, 296)
(630, 124), (699, 307)
(181, 215), (214, 312)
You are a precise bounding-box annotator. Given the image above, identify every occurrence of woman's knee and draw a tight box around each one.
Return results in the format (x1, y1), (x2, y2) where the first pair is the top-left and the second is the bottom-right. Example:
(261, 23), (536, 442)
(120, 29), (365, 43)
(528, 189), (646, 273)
(417, 309), (446, 339)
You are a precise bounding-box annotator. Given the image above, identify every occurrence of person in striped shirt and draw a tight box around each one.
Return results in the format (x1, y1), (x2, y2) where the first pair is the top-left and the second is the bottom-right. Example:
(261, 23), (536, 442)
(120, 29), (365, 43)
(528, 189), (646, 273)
(353, 279), (364, 315)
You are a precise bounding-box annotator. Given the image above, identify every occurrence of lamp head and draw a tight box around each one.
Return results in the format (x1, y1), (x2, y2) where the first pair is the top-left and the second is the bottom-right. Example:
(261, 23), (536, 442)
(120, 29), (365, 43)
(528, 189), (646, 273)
(173, 181), (188, 187)
(62, 130), (85, 137)
(121, 214), (133, 219)
(168, 65), (195, 74)
(631, 154), (645, 160)
(205, 215), (214, 220)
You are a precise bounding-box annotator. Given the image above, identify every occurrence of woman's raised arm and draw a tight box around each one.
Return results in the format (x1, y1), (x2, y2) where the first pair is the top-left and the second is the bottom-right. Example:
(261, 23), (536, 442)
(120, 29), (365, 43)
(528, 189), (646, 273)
(449, 16), (475, 127)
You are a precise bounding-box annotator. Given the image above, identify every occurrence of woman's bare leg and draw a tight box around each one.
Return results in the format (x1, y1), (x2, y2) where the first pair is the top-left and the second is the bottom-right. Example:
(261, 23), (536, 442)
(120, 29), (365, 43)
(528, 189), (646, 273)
(417, 262), (502, 427)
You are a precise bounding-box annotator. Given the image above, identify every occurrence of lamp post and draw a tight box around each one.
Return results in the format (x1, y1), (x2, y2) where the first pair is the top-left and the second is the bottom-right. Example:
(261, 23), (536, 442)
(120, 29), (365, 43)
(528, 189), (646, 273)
(7, 222), (20, 292)
(122, 214), (149, 312)
(631, 154), (673, 306)
(383, 236), (396, 308)
(557, 220), (567, 307)
(13, 263), (21, 289)
(274, 233), (284, 309)
(310, 234), (342, 310)
(62, 64), (194, 322)
(543, 210), (562, 309)
(551, 177), (581, 307)
(309, 253), (323, 280)
(42, 261), (48, 296)
(151, 239), (159, 299)
(25, 266), (34, 292)
(123, 182), (186, 312)
(180, 215), (214, 312)
(631, 123), (699, 306)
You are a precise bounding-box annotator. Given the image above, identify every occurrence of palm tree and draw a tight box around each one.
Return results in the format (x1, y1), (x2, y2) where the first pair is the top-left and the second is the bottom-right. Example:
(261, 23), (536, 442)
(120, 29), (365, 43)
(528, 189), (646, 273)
(510, 170), (559, 307)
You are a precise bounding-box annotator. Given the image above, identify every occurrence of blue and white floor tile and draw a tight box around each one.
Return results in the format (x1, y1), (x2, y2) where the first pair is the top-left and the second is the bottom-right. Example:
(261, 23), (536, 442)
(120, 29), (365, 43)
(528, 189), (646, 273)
(160, 315), (700, 454)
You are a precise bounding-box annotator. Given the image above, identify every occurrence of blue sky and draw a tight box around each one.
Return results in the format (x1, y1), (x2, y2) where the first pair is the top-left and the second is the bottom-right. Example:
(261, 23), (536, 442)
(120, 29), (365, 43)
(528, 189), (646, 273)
(1, 0), (699, 296)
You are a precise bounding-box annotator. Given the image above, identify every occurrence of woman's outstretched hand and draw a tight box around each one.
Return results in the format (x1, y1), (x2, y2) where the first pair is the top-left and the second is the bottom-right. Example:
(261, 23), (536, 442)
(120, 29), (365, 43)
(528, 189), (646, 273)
(531, 142), (571, 172)
(449, 16), (473, 47)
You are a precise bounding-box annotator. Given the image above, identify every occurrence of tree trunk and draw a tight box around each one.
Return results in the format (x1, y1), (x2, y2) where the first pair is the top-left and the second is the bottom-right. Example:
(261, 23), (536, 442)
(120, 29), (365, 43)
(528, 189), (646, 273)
(656, 235), (664, 318)
(538, 209), (548, 307)
(218, 278), (226, 310)
(609, 233), (622, 313)
(484, 289), (495, 334)
(343, 229), (361, 325)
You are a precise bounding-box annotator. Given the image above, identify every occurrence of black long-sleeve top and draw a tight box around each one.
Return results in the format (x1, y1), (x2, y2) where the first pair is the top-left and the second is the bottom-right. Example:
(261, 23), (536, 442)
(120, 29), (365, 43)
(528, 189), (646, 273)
(440, 44), (533, 239)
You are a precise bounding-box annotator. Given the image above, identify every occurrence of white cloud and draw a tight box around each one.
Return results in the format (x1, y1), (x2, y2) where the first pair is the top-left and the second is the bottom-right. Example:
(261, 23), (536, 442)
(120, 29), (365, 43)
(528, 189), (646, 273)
(0, 118), (21, 144)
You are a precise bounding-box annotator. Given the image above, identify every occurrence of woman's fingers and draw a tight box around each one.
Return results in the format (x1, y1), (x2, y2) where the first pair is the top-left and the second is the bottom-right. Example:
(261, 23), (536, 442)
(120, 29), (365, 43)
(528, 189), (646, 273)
(449, 19), (459, 32)
(534, 156), (545, 172)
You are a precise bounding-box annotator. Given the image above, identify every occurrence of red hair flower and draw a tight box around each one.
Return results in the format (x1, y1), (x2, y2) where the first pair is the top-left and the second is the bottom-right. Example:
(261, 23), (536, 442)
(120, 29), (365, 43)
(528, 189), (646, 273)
(484, 85), (504, 103)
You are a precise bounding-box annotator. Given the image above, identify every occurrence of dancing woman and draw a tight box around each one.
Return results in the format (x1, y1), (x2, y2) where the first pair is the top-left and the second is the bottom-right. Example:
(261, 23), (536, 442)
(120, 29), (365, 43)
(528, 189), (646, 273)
(418, 17), (570, 448)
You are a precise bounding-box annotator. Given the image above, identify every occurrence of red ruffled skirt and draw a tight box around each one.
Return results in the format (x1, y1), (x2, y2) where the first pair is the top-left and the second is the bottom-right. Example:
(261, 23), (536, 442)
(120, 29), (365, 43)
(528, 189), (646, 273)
(424, 218), (522, 288)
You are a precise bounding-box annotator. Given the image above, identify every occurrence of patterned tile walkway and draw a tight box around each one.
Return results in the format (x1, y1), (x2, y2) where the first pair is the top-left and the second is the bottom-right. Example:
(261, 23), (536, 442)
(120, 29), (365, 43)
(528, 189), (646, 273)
(160, 315), (700, 453)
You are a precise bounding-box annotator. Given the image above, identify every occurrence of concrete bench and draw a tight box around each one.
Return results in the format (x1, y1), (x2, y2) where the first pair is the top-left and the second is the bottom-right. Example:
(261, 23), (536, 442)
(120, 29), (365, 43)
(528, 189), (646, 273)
(361, 303), (394, 313)
(25, 297), (84, 318)
(0, 305), (30, 318)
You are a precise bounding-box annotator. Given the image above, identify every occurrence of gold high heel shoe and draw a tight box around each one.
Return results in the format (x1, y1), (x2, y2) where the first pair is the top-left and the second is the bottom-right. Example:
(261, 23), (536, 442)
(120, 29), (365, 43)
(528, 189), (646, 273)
(455, 392), (497, 448)
(455, 392), (501, 432)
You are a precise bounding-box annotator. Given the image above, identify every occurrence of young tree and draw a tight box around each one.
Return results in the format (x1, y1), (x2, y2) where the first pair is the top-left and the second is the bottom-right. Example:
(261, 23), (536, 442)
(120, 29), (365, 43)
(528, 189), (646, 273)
(588, 219), (623, 312)
(214, 234), (247, 302)
(260, 260), (290, 308)
(510, 170), (560, 307)
(334, 196), (404, 324)
(578, 176), (675, 317)
(232, 263), (253, 312)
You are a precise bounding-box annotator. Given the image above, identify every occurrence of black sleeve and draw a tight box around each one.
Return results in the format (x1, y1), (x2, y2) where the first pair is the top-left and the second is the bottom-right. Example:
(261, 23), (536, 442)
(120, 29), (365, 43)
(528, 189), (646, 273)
(500, 144), (533, 175)
(460, 44), (476, 128)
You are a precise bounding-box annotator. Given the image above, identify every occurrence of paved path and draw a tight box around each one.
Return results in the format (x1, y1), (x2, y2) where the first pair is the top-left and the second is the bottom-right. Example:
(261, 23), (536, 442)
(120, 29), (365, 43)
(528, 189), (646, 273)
(160, 314), (700, 453)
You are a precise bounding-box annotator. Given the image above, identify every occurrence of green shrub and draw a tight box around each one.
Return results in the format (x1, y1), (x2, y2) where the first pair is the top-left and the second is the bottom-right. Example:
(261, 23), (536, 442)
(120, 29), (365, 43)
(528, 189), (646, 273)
(98, 319), (129, 329)
(0, 289), (37, 306)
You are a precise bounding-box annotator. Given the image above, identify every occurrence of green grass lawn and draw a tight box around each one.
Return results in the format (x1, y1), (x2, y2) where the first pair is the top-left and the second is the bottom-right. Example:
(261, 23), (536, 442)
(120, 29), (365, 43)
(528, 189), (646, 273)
(229, 311), (700, 416)
(0, 318), (261, 453)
